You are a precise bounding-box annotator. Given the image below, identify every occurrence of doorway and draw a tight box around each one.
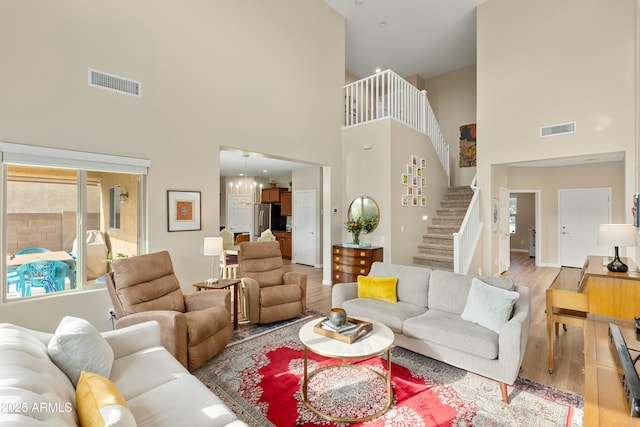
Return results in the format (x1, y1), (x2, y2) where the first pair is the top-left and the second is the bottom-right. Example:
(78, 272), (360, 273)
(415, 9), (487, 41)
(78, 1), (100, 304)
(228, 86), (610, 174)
(292, 189), (317, 266)
(219, 149), (325, 271)
(509, 191), (539, 261)
(558, 187), (611, 267)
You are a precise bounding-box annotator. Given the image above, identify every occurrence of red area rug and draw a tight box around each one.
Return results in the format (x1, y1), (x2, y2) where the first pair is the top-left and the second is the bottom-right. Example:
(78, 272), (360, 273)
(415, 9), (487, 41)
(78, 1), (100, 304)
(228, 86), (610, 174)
(195, 315), (583, 426)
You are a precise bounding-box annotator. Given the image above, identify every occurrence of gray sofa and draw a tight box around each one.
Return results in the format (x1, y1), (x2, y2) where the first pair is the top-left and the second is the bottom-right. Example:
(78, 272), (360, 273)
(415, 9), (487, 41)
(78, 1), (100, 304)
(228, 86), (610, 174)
(331, 262), (531, 403)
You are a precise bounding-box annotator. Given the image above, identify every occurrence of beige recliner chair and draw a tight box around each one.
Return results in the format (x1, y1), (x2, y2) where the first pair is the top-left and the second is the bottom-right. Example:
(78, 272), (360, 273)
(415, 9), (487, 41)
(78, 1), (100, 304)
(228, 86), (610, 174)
(238, 241), (307, 324)
(104, 250), (231, 371)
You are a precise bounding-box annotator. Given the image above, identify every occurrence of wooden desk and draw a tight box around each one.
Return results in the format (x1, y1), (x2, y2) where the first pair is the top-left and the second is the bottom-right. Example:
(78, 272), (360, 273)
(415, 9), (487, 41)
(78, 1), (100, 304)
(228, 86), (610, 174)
(583, 256), (640, 319)
(584, 316), (640, 426)
(546, 256), (640, 373)
(193, 278), (241, 330)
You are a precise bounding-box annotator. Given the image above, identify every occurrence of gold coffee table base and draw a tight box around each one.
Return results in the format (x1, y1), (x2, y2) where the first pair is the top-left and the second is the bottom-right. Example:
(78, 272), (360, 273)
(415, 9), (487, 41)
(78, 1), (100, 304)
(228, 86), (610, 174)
(300, 347), (392, 423)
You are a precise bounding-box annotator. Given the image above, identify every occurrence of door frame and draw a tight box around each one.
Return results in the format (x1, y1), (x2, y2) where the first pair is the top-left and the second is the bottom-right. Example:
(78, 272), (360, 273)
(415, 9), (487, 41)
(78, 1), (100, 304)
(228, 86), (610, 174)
(509, 190), (542, 265)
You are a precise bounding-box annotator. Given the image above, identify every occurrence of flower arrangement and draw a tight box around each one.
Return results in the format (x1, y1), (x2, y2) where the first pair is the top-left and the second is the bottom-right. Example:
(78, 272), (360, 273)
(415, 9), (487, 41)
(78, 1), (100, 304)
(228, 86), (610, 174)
(345, 215), (378, 245)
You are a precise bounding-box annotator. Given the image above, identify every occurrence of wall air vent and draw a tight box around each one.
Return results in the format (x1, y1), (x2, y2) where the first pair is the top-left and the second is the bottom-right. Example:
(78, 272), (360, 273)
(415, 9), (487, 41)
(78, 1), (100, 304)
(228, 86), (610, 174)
(540, 121), (576, 137)
(88, 68), (141, 97)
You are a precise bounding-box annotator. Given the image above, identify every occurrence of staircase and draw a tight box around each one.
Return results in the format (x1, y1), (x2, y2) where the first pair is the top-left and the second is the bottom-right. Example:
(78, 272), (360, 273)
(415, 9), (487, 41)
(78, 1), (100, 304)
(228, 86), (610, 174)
(413, 186), (474, 271)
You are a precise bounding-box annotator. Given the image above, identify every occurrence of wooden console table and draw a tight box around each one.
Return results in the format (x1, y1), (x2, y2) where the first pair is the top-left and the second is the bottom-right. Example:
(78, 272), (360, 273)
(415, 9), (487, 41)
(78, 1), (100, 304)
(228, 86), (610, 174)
(584, 316), (640, 426)
(547, 255), (640, 373)
(331, 244), (383, 284)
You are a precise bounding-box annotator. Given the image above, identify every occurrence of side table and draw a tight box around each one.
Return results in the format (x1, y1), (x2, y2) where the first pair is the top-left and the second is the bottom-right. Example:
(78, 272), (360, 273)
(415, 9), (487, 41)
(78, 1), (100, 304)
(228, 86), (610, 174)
(193, 278), (242, 330)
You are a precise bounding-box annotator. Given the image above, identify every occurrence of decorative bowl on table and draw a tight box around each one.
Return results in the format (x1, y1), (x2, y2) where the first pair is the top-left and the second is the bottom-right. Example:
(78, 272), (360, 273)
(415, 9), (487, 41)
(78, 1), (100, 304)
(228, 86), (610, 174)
(328, 307), (347, 327)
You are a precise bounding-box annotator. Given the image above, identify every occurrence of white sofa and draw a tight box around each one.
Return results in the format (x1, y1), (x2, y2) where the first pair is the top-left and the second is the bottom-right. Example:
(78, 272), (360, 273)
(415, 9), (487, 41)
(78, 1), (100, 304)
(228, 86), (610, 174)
(0, 319), (247, 426)
(332, 262), (531, 403)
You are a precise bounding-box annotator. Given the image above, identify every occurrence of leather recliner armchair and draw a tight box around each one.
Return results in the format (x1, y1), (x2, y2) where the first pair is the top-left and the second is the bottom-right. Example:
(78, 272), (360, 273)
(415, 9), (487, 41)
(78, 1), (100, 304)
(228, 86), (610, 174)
(104, 250), (231, 371)
(238, 241), (306, 324)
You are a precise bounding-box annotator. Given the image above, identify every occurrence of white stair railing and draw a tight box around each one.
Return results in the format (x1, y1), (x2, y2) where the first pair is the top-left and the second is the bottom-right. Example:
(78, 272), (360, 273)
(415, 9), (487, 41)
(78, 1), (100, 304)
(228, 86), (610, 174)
(344, 70), (449, 180)
(452, 174), (482, 274)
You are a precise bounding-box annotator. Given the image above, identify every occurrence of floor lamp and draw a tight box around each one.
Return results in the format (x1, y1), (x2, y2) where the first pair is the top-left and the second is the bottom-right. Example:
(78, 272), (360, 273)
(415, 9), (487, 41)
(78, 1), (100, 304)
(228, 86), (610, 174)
(203, 237), (223, 283)
(597, 224), (638, 272)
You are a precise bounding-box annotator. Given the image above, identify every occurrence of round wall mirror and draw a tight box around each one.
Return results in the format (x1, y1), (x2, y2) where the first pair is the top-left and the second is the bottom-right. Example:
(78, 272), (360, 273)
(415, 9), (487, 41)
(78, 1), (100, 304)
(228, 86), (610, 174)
(347, 196), (380, 232)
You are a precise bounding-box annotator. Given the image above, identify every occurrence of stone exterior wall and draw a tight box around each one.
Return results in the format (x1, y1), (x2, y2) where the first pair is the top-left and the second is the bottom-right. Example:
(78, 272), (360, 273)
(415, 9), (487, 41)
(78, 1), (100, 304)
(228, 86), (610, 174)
(7, 212), (101, 254)
(7, 213), (63, 254)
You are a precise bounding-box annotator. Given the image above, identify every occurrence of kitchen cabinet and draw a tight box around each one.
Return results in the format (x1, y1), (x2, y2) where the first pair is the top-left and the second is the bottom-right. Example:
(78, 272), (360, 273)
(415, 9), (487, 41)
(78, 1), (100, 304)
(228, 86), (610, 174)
(274, 231), (292, 260)
(261, 187), (286, 203)
(281, 191), (292, 216)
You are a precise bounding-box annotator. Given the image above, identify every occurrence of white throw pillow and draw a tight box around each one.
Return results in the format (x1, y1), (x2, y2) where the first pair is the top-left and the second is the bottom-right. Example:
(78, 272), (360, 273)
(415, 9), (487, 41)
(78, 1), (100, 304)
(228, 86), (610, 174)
(48, 316), (114, 387)
(460, 278), (520, 334)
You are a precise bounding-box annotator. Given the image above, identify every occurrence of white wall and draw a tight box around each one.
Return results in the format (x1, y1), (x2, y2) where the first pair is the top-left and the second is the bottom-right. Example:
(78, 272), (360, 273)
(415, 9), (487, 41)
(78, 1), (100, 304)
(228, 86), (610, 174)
(425, 65), (477, 187)
(342, 121), (391, 255)
(0, 0), (345, 331)
(508, 161), (626, 266)
(477, 0), (637, 274)
(341, 119), (448, 265)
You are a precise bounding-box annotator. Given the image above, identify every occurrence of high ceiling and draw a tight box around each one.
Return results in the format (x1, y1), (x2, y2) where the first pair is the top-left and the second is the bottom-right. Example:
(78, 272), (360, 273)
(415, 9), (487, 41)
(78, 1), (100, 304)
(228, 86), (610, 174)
(322, 0), (487, 80)
(221, 1), (489, 176)
(219, 149), (310, 178)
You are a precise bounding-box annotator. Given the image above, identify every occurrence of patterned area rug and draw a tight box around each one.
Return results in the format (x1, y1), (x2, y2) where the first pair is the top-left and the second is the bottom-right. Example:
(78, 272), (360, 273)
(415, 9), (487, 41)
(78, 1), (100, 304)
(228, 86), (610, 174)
(194, 313), (583, 427)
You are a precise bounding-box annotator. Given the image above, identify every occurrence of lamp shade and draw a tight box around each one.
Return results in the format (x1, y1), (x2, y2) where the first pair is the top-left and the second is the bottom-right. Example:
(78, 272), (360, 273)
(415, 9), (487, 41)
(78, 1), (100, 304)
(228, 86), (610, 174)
(203, 237), (223, 256)
(597, 224), (638, 247)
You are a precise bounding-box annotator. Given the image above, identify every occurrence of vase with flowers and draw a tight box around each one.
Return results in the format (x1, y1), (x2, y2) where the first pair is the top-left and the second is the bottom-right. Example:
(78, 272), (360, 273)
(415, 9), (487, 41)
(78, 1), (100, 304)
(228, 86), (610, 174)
(345, 215), (377, 246)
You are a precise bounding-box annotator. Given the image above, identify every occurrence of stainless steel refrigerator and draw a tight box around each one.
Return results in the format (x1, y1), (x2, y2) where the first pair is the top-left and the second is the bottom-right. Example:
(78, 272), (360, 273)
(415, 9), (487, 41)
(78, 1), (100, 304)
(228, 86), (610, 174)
(252, 203), (272, 241)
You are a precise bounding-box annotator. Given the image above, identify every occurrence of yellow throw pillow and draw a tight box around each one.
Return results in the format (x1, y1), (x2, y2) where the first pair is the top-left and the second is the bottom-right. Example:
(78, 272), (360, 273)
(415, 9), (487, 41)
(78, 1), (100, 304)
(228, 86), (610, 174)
(357, 276), (398, 303)
(76, 371), (137, 427)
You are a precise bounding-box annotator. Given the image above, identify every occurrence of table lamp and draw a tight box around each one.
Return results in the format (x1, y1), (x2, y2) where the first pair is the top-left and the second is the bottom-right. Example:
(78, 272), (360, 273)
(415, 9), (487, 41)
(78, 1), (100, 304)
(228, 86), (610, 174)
(203, 236), (223, 283)
(597, 224), (638, 272)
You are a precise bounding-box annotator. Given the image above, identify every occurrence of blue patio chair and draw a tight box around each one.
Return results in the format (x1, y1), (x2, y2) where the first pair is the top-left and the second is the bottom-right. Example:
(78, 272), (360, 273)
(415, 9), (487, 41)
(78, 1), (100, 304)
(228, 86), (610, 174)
(16, 260), (68, 297)
(16, 247), (51, 255)
(6, 270), (20, 294)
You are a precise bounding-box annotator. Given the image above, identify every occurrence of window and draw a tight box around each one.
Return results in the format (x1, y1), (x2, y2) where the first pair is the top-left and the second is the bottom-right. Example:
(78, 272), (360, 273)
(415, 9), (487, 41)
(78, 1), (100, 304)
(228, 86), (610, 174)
(509, 197), (517, 234)
(1, 142), (149, 300)
(109, 186), (121, 230)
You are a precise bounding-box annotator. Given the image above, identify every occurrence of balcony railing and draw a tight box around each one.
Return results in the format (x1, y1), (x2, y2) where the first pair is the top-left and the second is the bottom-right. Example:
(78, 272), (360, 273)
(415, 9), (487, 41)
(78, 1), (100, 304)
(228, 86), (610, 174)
(343, 69), (449, 180)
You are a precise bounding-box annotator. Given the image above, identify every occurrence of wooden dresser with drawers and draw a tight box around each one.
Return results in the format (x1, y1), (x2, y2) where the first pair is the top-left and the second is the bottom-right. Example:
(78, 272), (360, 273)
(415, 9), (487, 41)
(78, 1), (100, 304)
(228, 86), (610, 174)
(331, 244), (383, 284)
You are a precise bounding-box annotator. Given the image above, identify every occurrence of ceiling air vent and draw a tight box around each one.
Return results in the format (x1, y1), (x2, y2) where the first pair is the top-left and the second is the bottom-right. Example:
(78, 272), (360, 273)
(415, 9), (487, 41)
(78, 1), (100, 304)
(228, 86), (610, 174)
(540, 121), (576, 137)
(88, 68), (141, 97)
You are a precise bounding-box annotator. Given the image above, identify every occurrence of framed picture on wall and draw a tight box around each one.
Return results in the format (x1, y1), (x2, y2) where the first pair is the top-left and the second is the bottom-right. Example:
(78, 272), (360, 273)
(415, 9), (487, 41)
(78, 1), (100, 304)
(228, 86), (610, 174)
(167, 190), (201, 232)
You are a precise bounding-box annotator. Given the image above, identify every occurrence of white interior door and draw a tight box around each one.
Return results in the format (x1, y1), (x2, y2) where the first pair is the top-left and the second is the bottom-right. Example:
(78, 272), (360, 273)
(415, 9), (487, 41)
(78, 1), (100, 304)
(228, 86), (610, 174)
(559, 188), (611, 267)
(293, 190), (317, 266)
(498, 188), (511, 274)
(226, 195), (252, 233)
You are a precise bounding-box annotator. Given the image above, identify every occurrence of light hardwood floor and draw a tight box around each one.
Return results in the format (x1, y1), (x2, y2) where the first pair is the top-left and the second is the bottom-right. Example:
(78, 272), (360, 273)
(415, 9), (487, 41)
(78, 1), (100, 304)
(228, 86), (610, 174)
(288, 251), (583, 397)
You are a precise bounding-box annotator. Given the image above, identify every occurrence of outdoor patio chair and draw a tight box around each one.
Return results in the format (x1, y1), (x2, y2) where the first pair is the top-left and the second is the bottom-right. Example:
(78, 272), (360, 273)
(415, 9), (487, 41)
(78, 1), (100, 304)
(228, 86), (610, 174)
(16, 260), (68, 297)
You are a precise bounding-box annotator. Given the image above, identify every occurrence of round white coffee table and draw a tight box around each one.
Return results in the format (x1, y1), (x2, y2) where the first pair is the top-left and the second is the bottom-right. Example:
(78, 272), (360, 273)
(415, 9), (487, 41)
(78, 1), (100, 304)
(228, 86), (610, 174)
(298, 317), (394, 423)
